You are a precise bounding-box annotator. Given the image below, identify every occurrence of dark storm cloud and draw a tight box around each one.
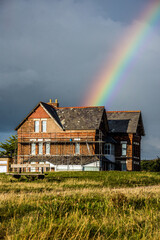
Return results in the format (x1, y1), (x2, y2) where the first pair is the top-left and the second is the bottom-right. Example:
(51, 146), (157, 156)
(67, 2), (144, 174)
(0, 0), (124, 131)
(0, 0), (160, 159)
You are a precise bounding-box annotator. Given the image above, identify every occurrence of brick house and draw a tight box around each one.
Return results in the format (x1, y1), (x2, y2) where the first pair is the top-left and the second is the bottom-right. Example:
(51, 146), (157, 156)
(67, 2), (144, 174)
(106, 111), (145, 171)
(15, 100), (109, 171)
(15, 100), (145, 171)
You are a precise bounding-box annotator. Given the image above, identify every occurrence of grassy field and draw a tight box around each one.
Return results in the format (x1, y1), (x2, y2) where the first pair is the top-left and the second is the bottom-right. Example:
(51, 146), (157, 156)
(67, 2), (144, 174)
(0, 171), (160, 239)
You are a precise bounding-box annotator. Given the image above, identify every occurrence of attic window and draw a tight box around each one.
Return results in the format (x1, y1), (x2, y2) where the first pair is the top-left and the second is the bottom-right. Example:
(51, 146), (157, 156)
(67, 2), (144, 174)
(34, 120), (39, 132)
(42, 120), (47, 132)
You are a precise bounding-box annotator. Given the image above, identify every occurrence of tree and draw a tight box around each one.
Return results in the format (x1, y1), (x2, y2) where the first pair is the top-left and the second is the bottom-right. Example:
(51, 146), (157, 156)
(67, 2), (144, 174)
(0, 135), (17, 157)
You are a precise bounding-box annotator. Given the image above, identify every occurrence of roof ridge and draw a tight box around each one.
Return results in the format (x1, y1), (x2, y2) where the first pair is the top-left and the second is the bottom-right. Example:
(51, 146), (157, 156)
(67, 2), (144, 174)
(107, 110), (141, 113)
(57, 106), (104, 109)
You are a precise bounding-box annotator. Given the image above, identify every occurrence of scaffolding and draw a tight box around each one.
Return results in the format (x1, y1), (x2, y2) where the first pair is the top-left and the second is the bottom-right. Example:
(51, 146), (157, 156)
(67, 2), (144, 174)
(16, 119), (106, 171)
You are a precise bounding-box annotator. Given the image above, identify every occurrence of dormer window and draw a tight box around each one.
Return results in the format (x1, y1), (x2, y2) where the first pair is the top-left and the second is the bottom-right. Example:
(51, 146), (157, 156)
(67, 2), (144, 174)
(34, 120), (39, 132)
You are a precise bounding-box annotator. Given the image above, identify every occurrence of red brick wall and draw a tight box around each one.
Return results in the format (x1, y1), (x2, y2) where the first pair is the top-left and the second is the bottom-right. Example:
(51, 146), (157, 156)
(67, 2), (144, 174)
(29, 105), (50, 119)
(110, 133), (141, 171)
(17, 114), (96, 164)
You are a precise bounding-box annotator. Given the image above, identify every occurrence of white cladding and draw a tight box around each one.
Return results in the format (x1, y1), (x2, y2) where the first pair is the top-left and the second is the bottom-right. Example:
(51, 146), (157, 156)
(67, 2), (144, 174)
(45, 161), (99, 171)
(0, 161), (7, 164)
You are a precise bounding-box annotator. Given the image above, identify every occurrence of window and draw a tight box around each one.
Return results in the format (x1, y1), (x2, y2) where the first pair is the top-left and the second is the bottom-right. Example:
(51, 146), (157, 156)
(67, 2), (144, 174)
(34, 120), (39, 132)
(31, 162), (36, 172)
(31, 143), (36, 155)
(42, 120), (47, 132)
(38, 142), (43, 155)
(75, 142), (80, 154)
(109, 163), (114, 171)
(45, 142), (50, 155)
(121, 163), (127, 171)
(104, 144), (111, 155)
(122, 143), (127, 156)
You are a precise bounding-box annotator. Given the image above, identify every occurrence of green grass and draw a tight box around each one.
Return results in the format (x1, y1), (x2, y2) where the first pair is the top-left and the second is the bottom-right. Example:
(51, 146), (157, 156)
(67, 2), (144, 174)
(45, 171), (160, 187)
(0, 171), (160, 239)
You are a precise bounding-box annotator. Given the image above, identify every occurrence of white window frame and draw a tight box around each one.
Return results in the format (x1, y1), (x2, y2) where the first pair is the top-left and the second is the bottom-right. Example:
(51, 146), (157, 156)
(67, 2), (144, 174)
(104, 143), (111, 155)
(34, 120), (39, 132)
(38, 142), (43, 155)
(41, 120), (47, 132)
(31, 143), (36, 155)
(45, 142), (50, 155)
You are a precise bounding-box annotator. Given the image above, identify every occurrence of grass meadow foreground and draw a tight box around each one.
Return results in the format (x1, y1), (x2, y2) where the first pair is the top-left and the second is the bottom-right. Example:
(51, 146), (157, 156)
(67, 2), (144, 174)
(0, 171), (160, 239)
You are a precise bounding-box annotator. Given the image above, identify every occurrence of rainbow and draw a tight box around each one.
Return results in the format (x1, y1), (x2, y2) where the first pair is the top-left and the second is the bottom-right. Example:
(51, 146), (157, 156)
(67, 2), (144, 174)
(84, 0), (160, 107)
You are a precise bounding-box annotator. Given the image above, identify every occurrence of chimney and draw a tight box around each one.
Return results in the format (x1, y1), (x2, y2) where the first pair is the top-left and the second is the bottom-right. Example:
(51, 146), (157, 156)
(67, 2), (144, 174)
(48, 99), (59, 108)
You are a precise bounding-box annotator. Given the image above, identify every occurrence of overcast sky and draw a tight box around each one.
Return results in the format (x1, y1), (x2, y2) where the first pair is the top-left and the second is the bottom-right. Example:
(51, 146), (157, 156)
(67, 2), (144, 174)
(0, 0), (160, 159)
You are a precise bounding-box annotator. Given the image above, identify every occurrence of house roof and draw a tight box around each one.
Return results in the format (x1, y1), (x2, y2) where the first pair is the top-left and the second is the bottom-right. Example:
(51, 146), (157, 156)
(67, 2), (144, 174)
(27, 155), (113, 165)
(56, 106), (105, 130)
(106, 111), (145, 136)
(27, 155), (100, 165)
(105, 136), (117, 144)
(15, 102), (106, 131)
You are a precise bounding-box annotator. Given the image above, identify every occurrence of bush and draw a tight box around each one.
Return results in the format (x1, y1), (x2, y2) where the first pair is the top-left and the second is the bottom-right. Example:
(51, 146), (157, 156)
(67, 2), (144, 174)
(141, 158), (160, 172)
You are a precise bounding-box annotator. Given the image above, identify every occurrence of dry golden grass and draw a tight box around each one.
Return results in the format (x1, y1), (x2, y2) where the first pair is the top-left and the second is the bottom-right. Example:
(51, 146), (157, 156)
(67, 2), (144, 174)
(0, 172), (160, 239)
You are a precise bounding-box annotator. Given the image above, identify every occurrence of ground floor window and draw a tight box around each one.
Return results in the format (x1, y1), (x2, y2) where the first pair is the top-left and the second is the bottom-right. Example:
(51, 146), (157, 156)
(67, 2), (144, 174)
(121, 162), (127, 171)
(108, 163), (115, 170)
(31, 162), (36, 172)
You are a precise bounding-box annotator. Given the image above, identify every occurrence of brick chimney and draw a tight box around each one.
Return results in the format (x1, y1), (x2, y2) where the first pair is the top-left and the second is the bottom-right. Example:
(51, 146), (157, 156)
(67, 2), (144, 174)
(48, 99), (59, 108)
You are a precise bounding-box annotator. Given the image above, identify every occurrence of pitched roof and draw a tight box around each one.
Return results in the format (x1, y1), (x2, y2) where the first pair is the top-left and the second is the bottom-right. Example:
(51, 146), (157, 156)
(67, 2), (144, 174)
(56, 106), (105, 130)
(15, 102), (64, 130)
(41, 102), (63, 129)
(106, 111), (145, 136)
(15, 102), (105, 131)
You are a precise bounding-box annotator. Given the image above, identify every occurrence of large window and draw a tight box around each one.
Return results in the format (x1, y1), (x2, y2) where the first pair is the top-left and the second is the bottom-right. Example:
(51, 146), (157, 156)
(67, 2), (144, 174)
(122, 143), (127, 156)
(31, 143), (36, 155)
(45, 142), (50, 155)
(34, 120), (39, 132)
(104, 144), (115, 155)
(42, 120), (47, 132)
(38, 142), (43, 155)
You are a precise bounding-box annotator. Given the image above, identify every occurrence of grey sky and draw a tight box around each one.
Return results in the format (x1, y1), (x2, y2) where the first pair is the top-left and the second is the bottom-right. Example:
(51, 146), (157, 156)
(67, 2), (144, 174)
(0, 0), (160, 159)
